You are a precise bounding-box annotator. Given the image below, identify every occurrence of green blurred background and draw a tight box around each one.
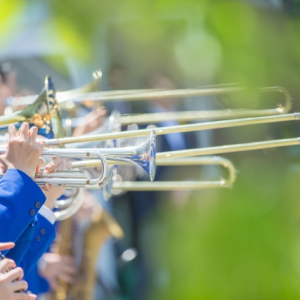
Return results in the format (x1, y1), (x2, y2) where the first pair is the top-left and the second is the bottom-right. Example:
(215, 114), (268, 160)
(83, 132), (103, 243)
(2, 0), (300, 299)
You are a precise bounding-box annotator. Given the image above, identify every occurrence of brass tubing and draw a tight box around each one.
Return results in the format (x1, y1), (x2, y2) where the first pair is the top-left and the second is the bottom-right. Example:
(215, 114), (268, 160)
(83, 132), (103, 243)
(90, 181), (228, 191)
(84, 156), (236, 191)
(120, 108), (286, 125)
(157, 137), (300, 160)
(58, 86), (290, 105)
(45, 113), (300, 146)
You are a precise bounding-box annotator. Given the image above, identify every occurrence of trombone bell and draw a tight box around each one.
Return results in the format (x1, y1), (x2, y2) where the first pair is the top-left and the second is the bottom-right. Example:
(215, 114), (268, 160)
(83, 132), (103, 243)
(0, 76), (64, 139)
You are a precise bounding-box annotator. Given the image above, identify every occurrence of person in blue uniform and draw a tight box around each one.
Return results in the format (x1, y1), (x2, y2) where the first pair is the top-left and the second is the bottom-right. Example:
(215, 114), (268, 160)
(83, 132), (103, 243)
(0, 242), (37, 300)
(0, 122), (67, 298)
(0, 123), (46, 244)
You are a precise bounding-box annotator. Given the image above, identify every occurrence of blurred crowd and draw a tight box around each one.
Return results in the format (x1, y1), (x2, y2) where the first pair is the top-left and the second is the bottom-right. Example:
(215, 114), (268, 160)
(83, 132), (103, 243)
(0, 60), (210, 300)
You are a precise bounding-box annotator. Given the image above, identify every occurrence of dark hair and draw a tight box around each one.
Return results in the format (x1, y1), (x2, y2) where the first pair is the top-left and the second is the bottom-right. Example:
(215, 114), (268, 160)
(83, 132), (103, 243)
(0, 62), (12, 84)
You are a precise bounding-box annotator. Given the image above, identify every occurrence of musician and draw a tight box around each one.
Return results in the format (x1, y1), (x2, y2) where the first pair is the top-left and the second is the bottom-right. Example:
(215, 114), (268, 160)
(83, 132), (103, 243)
(0, 242), (37, 300)
(0, 123), (45, 244)
(0, 122), (69, 297)
(24, 157), (78, 296)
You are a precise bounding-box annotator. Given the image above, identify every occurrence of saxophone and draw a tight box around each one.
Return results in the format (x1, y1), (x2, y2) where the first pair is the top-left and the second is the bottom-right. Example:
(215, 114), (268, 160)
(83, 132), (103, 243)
(49, 197), (124, 300)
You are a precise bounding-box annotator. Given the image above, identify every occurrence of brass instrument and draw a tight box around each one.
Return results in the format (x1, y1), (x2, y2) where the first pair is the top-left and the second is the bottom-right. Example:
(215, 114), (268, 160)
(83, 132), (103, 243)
(42, 112), (300, 146)
(79, 156), (236, 191)
(0, 130), (156, 187)
(0, 75), (64, 139)
(157, 136), (300, 159)
(50, 201), (124, 300)
(120, 86), (290, 125)
(7, 85), (292, 122)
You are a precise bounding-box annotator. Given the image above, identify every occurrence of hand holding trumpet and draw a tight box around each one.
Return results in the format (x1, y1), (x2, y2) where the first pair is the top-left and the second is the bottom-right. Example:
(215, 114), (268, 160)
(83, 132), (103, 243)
(0, 243), (37, 300)
(0, 123), (44, 177)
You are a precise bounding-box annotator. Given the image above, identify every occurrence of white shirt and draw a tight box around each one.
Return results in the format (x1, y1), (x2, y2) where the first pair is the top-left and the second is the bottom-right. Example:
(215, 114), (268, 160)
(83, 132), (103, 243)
(38, 205), (56, 225)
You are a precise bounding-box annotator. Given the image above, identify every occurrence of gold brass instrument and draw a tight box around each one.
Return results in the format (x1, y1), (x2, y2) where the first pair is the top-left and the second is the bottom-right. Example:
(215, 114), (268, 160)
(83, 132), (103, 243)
(74, 156), (236, 191)
(7, 85), (291, 123)
(156, 136), (300, 160)
(0, 75), (64, 139)
(57, 85), (292, 125)
(50, 201), (124, 300)
(120, 87), (290, 125)
(41, 112), (300, 146)
(116, 86), (292, 124)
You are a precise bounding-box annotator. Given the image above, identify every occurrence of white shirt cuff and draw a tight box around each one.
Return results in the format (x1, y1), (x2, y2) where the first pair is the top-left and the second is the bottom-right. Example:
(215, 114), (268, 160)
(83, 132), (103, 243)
(38, 206), (56, 225)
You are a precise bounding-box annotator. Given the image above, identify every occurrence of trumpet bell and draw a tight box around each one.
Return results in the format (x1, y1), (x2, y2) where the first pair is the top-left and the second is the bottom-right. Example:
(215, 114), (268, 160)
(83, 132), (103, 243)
(70, 130), (157, 181)
(121, 129), (156, 181)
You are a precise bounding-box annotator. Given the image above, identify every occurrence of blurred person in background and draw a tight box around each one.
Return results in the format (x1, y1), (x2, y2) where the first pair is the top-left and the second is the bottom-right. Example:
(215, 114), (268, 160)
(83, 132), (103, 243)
(105, 63), (132, 116)
(110, 71), (198, 300)
(0, 62), (15, 115)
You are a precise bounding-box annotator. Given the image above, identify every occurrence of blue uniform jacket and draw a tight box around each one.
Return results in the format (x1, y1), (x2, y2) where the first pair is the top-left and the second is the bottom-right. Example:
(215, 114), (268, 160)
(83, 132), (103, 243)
(0, 169), (46, 243)
(21, 213), (56, 277)
(5, 216), (38, 265)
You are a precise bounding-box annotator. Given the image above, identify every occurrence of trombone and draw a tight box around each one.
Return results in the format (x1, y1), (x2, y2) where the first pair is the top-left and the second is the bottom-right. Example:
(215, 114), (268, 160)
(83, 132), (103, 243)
(42, 112), (300, 146)
(6, 84), (292, 123)
(120, 87), (290, 125)
(76, 156), (236, 191)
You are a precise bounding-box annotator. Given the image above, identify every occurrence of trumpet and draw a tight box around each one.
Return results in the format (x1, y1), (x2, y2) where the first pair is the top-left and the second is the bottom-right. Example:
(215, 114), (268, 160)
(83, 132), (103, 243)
(76, 156), (236, 191)
(66, 130), (157, 181)
(0, 130), (156, 187)
(54, 188), (86, 221)
(0, 148), (110, 188)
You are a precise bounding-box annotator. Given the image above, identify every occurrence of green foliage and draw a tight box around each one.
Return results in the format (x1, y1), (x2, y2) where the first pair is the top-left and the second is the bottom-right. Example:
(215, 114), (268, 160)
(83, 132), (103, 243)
(0, 0), (24, 46)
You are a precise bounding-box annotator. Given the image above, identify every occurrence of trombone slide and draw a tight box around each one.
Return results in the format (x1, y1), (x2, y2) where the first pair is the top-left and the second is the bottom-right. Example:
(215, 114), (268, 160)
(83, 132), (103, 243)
(84, 157), (236, 191)
(46, 112), (300, 146)
(157, 137), (300, 160)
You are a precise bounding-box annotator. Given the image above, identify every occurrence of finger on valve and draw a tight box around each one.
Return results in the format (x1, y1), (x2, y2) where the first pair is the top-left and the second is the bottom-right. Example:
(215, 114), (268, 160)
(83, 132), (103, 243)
(18, 123), (29, 139)
(0, 258), (16, 273)
(44, 157), (71, 173)
(8, 124), (17, 140)
(4, 267), (24, 282)
(28, 126), (38, 144)
(11, 279), (28, 292)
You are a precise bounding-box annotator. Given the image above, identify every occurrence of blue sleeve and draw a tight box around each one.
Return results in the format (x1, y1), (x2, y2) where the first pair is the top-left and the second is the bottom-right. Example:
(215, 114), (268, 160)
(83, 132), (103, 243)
(20, 213), (56, 277)
(5, 217), (37, 265)
(0, 169), (46, 243)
